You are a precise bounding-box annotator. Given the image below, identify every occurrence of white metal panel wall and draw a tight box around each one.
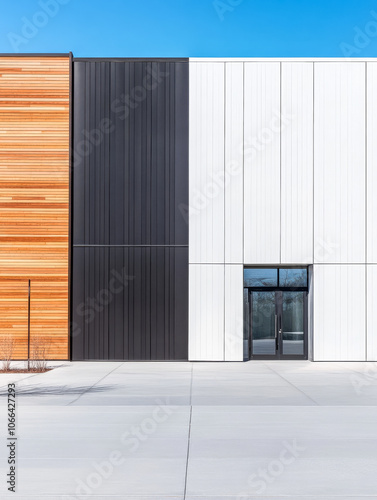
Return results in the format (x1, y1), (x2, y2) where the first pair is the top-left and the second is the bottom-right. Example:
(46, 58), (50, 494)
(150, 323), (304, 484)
(314, 63), (366, 264)
(224, 265), (244, 361)
(189, 62), (225, 264)
(188, 59), (373, 363)
(367, 63), (377, 264)
(281, 63), (314, 264)
(313, 265), (366, 361)
(367, 266), (377, 360)
(244, 63), (281, 264)
(189, 264), (225, 361)
(225, 63), (244, 264)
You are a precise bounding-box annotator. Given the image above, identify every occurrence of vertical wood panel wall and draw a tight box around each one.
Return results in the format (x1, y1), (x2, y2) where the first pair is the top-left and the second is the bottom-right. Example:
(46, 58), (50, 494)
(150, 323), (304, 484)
(0, 56), (70, 360)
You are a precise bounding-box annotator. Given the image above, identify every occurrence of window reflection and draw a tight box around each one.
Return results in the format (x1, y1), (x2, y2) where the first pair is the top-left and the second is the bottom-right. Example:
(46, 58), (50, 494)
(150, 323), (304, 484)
(244, 268), (308, 288)
(251, 291), (276, 355)
(244, 268), (278, 287)
(279, 268), (307, 288)
(282, 292), (304, 356)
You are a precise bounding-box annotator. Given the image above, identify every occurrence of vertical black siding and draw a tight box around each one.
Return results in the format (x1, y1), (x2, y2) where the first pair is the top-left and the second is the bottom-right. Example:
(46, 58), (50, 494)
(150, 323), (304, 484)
(71, 59), (189, 361)
(72, 247), (188, 361)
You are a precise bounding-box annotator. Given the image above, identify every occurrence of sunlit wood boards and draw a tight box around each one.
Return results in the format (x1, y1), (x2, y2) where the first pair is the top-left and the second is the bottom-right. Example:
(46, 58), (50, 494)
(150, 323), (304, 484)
(0, 56), (70, 360)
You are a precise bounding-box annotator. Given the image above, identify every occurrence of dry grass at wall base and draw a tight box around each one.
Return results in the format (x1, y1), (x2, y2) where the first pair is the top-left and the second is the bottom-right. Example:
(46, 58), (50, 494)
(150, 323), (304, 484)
(0, 335), (52, 373)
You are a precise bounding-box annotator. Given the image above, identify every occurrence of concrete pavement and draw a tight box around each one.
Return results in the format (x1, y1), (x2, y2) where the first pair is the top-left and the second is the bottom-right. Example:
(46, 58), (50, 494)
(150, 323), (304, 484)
(1, 360), (377, 499)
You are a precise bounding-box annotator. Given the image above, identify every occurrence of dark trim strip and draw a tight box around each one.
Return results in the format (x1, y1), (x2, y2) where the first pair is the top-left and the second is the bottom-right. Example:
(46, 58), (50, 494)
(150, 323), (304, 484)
(73, 245), (189, 247)
(0, 53), (70, 57)
(73, 57), (189, 62)
(245, 287), (309, 292)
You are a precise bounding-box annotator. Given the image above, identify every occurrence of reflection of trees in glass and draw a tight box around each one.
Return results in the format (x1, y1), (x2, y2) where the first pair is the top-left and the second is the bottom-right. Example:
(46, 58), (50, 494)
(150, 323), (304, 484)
(259, 277), (275, 286)
(279, 269), (307, 287)
(244, 268), (307, 288)
(244, 269), (277, 287)
(253, 292), (274, 339)
(283, 293), (304, 333)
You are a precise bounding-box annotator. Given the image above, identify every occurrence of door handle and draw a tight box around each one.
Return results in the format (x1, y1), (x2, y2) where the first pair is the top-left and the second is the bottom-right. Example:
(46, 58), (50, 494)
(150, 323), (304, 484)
(275, 314), (278, 351)
(275, 315), (277, 339)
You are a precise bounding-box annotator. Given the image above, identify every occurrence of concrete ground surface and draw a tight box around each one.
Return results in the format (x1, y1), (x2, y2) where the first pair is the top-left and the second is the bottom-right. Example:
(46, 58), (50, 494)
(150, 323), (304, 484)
(0, 360), (377, 499)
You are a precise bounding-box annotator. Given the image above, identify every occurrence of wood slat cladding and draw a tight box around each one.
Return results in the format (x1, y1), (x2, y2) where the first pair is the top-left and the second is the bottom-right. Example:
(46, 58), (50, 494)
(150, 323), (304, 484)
(0, 56), (70, 360)
(0, 280), (28, 359)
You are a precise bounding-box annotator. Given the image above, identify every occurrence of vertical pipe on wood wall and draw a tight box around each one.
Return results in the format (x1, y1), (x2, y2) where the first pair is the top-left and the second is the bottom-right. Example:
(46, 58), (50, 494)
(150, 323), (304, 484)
(27, 279), (31, 370)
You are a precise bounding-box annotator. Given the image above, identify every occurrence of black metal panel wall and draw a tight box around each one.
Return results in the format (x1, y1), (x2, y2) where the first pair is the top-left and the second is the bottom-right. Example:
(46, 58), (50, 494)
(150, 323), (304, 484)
(71, 59), (189, 360)
(72, 247), (188, 360)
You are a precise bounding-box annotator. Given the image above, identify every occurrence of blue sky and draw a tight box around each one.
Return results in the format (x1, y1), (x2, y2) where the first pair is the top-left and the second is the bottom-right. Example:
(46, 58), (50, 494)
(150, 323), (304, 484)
(0, 0), (377, 57)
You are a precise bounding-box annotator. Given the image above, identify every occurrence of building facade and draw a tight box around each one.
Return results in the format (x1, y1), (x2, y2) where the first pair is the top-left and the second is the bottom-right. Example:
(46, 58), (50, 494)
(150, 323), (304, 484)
(0, 55), (70, 359)
(0, 55), (376, 362)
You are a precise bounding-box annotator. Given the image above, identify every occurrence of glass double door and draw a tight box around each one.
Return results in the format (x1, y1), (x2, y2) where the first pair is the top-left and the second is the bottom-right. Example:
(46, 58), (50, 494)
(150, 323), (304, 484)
(248, 290), (308, 360)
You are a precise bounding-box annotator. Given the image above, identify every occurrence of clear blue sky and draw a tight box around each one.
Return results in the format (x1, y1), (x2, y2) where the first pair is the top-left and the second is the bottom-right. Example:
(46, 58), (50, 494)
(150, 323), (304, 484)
(0, 0), (377, 57)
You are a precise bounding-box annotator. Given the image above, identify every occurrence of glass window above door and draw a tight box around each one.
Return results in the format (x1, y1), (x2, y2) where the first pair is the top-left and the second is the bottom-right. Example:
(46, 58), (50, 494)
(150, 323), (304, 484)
(279, 268), (308, 288)
(244, 267), (308, 289)
(244, 268), (278, 287)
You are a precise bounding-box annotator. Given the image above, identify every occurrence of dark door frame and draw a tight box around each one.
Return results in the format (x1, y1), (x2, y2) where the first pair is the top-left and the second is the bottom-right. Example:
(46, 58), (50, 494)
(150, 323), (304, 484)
(248, 288), (308, 361)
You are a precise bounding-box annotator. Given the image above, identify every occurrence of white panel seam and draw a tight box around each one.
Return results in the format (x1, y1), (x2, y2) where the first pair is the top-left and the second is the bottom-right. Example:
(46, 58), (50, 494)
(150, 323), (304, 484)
(365, 62), (368, 361)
